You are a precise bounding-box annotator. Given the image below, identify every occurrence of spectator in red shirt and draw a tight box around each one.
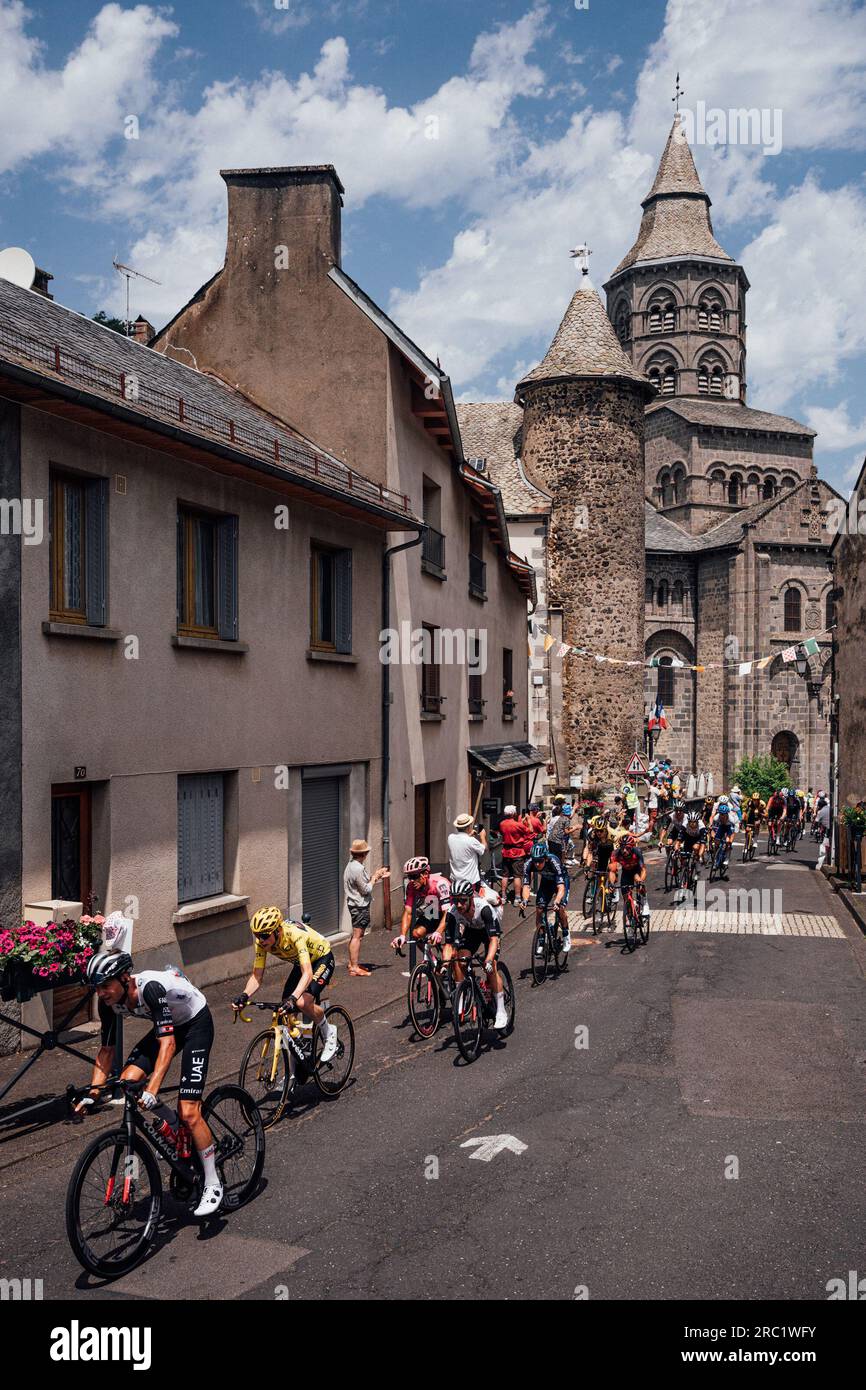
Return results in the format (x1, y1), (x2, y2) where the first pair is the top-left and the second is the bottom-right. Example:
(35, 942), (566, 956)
(499, 804), (531, 918)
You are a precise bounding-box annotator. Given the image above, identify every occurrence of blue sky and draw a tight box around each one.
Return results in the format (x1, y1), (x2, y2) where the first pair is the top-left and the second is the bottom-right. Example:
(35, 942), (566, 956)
(2, 0), (866, 492)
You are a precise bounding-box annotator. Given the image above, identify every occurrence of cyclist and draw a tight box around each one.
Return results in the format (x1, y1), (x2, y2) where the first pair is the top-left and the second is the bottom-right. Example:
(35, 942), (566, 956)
(391, 857), (452, 952)
(234, 906), (338, 1063)
(660, 798), (687, 849)
(680, 811), (708, 869)
(80, 951), (221, 1218)
(709, 798), (735, 868)
(743, 791), (764, 846)
(783, 787), (803, 847)
(534, 840), (570, 952)
(608, 833), (650, 920)
(765, 787), (785, 847)
(439, 880), (508, 1030)
(546, 801), (573, 866)
(582, 814), (615, 881)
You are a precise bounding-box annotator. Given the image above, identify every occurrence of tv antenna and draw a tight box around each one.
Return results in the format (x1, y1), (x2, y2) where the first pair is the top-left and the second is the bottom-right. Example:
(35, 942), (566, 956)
(112, 258), (161, 336)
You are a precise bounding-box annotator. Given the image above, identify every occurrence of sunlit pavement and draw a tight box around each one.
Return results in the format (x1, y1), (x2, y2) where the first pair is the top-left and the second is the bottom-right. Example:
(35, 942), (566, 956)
(1, 834), (864, 1301)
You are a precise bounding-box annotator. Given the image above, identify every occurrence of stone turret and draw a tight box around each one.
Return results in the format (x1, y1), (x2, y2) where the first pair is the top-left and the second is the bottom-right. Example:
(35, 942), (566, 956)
(515, 261), (653, 785)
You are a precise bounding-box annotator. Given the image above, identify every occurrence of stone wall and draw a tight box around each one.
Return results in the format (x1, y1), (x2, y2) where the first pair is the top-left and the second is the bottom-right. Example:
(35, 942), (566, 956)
(834, 467), (866, 807)
(520, 378), (646, 784)
(0, 401), (22, 1054)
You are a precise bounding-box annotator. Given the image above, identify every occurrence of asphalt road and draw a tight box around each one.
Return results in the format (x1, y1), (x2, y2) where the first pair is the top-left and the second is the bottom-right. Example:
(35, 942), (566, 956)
(2, 832), (865, 1302)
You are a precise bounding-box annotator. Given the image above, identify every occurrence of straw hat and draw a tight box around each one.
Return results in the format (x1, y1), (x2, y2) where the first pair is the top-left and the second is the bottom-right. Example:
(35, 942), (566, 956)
(350, 839), (371, 854)
(453, 813), (474, 830)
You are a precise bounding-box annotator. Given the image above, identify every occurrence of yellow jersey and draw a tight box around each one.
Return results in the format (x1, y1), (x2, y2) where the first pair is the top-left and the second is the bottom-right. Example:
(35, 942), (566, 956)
(253, 920), (332, 972)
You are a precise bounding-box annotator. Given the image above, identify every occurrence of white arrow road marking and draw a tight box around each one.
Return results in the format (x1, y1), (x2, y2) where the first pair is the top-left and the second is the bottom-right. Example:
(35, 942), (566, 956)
(461, 1135), (527, 1162)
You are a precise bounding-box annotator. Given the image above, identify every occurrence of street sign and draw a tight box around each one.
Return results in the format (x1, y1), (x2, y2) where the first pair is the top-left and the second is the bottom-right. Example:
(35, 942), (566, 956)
(482, 797), (501, 817)
(625, 752), (649, 778)
(460, 1135), (527, 1162)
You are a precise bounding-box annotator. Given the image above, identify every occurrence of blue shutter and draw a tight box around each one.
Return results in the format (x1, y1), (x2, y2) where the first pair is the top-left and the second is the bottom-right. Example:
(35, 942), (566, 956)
(335, 547), (352, 654)
(84, 476), (107, 626)
(178, 773), (224, 903)
(217, 514), (239, 640)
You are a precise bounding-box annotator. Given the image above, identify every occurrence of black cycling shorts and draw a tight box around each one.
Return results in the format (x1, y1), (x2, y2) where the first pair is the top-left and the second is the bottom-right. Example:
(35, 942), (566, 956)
(282, 951), (335, 1003)
(447, 925), (499, 957)
(126, 1006), (214, 1102)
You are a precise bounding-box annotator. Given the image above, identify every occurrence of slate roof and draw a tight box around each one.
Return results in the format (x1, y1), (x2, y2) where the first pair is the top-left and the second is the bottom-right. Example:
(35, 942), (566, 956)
(645, 486), (815, 555)
(646, 396), (815, 438)
(644, 502), (701, 552)
(515, 280), (651, 393)
(468, 742), (545, 777)
(610, 116), (734, 277)
(0, 276), (414, 522)
(455, 400), (550, 515)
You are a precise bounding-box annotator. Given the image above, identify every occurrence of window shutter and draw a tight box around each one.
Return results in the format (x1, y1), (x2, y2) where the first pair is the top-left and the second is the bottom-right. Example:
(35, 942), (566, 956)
(84, 477), (108, 626)
(335, 547), (352, 654)
(178, 773), (224, 903)
(217, 514), (239, 640)
(176, 512), (184, 629)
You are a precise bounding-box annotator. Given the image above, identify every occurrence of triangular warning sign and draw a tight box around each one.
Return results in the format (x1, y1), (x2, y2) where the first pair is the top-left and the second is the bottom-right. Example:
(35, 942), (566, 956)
(625, 751), (649, 777)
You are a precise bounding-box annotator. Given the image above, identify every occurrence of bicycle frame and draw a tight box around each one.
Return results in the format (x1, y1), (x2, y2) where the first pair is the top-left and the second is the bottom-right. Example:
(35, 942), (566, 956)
(239, 1002), (311, 1081)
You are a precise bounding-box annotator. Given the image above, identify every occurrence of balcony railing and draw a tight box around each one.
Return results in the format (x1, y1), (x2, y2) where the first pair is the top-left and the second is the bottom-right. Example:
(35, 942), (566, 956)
(502, 695), (516, 719)
(468, 552), (487, 598)
(422, 526), (446, 576)
(421, 690), (445, 716)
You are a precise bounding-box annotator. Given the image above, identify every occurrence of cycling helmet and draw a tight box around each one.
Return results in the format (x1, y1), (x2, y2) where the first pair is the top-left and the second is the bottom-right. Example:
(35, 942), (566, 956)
(403, 856), (430, 876)
(718, 801), (730, 815)
(622, 834), (637, 851)
(751, 791), (761, 802)
(591, 815), (606, 832)
(86, 950), (133, 986)
(531, 840), (549, 862)
(452, 879), (475, 901)
(686, 814), (700, 831)
(562, 803), (573, 816)
(250, 906), (283, 938)
(673, 799), (685, 813)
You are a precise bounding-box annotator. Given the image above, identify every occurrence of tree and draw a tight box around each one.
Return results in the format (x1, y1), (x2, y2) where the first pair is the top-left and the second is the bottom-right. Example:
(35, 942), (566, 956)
(92, 310), (128, 335)
(732, 755), (790, 801)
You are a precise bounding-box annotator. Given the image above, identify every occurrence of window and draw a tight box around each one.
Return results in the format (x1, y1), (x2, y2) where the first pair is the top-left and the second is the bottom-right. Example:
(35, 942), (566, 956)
(671, 466), (686, 504)
(615, 303), (631, 344)
(672, 580), (684, 611)
(762, 478), (777, 500)
(469, 516), (486, 598)
(825, 589), (835, 630)
(50, 470), (108, 625)
(177, 507), (238, 640)
(698, 357), (725, 396)
(421, 623), (442, 715)
(503, 647), (515, 717)
(698, 297), (723, 331)
(178, 772), (224, 904)
(710, 468), (726, 499)
(468, 636), (484, 717)
(422, 477), (445, 575)
(783, 587), (801, 632)
(310, 543), (352, 653)
(648, 298), (675, 333)
(646, 579), (654, 606)
(658, 469), (671, 507)
(728, 474), (742, 505)
(657, 656), (675, 706)
(657, 580), (668, 607)
(647, 356), (676, 395)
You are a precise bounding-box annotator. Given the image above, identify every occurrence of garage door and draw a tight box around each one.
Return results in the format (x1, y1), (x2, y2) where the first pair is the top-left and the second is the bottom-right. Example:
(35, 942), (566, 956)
(302, 776), (342, 935)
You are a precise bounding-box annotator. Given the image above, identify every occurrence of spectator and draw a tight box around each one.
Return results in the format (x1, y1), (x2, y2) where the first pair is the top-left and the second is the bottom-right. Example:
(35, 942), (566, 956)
(499, 804), (530, 918)
(448, 813), (487, 889)
(647, 780), (659, 833)
(343, 840), (389, 978)
(814, 800), (832, 872)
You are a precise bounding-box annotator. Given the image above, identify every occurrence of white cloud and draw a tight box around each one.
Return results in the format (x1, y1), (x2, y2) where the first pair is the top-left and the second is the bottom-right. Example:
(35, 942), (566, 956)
(805, 403), (866, 451)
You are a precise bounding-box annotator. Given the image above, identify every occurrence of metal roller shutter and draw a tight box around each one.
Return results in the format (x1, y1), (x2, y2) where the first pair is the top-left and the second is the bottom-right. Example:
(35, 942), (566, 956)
(301, 776), (342, 935)
(178, 773), (224, 904)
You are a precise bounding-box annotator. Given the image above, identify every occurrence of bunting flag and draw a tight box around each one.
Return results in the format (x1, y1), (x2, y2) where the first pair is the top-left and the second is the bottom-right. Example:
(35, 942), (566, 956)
(756, 655), (772, 670)
(528, 638), (533, 658)
(543, 634), (556, 652)
(738, 661), (753, 677)
(802, 637), (819, 655)
(529, 625), (833, 677)
(782, 646), (798, 662)
(556, 642), (571, 658)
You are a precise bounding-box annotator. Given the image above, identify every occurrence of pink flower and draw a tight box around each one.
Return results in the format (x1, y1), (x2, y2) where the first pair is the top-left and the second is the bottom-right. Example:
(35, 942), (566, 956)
(92, 915), (105, 926)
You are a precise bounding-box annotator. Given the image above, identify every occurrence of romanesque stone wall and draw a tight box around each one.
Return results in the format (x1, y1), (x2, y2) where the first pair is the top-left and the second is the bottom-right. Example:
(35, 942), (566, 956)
(834, 487), (866, 806)
(694, 550), (730, 785)
(644, 555), (698, 769)
(520, 379), (646, 785)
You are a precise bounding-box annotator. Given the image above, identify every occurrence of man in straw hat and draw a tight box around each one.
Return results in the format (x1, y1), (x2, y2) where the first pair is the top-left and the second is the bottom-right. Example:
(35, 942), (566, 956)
(448, 812), (488, 890)
(343, 839), (389, 978)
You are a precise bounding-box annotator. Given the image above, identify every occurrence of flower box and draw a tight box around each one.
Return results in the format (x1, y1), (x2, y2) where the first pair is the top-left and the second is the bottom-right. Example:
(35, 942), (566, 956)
(0, 917), (104, 1004)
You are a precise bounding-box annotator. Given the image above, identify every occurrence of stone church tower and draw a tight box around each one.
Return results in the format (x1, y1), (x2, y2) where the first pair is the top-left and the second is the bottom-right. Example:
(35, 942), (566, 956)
(515, 265), (654, 785)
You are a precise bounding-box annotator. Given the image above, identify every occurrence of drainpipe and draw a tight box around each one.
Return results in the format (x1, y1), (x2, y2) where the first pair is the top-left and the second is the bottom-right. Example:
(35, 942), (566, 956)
(382, 528), (425, 927)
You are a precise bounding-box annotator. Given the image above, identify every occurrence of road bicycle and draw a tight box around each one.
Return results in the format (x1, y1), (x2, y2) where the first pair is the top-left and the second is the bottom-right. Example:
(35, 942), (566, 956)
(784, 819), (802, 852)
(408, 936), (457, 1039)
(708, 835), (731, 882)
(237, 997), (355, 1128)
(742, 822), (758, 862)
(767, 820), (781, 856)
(583, 868), (616, 934)
(65, 1077), (264, 1279)
(664, 842), (686, 893)
(451, 951), (515, 1063)
(621, 882), (650, 954)
(531, 906), (570, 984)
(674, 846), (702, 900)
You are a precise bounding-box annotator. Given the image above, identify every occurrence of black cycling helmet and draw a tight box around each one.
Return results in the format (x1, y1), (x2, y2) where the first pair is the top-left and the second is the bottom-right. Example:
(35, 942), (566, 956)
(86, 950), (133, 986)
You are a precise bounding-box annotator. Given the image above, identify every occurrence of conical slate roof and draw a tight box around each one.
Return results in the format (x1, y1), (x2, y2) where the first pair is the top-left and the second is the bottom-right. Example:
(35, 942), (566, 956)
(515, 278), (651, 394)
(611, 115), (733, 276)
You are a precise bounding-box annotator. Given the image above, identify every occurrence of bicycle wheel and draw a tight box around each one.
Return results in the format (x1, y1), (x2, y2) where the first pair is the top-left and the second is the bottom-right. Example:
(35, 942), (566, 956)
(66, 1129), (162, 1279)
(239, 1027), (293, 1129)
(664, 852), (676, 894)
(497, 962), (516, 1037)
(636, 899), (650, 945)
(742, 834), (750, 863)
(203, 1084), (265, 1211)
(531, 922), (550, 984)
(582, 875), (596, 919)
(591, 882), (604, 934)
(313, 1005), (355, 1096)
(409, 962), (441, 1039)
(552, 917), (569, 973)
(452, 978), (483, 1062)
(622, 898), (638, 953)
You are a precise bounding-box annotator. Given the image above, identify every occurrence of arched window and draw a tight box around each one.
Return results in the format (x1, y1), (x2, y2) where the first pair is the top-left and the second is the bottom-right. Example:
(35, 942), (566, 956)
(615, 303), (631, 345)
(781, 476), (796, 491)
(657, 469), (672, 507)
(783, 586), (801, 632)
(672, 580), (684, 611)
(657, 580), (668, 608)
(747, 473), (760, 499)
(825, 589), (835, 630)
(646, 579), (654, 606)
(698, 354), (726, 396)
(671, 465), (686, 504)
(762, 477), (777, 500)
(728, 473), (742, 505)
(710, 468), (726, 499)
(648, 297), (675, 334)
(657, 656), (675, 706)
(698, 296), (723, 331)
(647, 354), (676, 396)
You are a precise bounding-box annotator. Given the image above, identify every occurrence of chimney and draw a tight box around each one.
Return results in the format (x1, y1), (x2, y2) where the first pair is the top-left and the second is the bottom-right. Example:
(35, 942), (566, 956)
(220, 166), (344, 285)
(132, 315), (155, 345)
(33, 267), (54, 300)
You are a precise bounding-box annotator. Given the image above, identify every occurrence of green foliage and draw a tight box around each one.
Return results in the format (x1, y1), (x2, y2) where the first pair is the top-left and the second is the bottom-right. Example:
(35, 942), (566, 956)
(93, 310), (128, 335)
(731, 755), (790, 801)
(843, 806), (866, 834)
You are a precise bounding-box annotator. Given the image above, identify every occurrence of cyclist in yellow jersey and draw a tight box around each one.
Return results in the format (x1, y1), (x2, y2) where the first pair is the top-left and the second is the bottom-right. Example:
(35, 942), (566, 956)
(232, 907), (339, 1062)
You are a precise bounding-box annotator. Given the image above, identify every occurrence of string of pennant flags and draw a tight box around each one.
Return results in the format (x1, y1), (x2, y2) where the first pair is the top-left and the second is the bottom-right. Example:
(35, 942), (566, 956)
(528, 623), (831, 677)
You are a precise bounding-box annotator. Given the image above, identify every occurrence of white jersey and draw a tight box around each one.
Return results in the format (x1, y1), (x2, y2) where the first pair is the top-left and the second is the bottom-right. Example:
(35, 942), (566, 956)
(115, 967), (207, 1027)
(479, 881), (503, 923)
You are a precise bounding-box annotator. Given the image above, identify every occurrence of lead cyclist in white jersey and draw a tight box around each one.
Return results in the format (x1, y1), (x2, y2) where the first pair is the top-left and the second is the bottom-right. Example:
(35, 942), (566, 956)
(75, 951), (223, 1218)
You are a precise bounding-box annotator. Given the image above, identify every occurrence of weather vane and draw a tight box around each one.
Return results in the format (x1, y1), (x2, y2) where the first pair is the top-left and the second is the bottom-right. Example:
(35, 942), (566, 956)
(672, 72), (685, 114)
(569, 243), (592, 277)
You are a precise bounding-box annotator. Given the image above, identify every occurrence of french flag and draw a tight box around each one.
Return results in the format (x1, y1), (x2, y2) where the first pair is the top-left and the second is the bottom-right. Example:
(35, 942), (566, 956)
(648, 699), (668, 731)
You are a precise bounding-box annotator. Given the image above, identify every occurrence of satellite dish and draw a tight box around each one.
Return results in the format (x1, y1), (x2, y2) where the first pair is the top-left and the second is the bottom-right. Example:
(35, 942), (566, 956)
(0, 247), (37, 290)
